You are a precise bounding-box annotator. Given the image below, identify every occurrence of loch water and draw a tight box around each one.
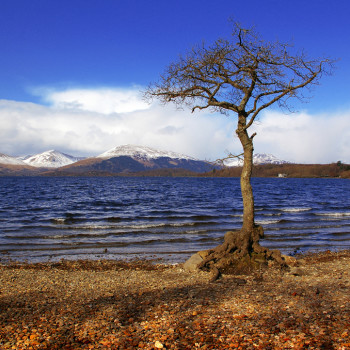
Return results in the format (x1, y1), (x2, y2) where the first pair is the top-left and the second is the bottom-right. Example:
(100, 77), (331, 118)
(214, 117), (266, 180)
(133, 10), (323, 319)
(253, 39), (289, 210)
(0, 176), (349, 263)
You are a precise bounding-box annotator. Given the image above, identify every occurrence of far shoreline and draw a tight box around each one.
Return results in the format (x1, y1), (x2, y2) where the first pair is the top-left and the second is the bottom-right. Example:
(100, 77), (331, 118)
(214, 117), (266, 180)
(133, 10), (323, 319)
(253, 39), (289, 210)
(1, 162), (350, 178)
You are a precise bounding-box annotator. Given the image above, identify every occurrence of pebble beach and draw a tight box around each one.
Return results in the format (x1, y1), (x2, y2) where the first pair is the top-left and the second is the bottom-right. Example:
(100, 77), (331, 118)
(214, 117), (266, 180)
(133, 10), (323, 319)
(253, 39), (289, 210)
(0, 250), (349, 349)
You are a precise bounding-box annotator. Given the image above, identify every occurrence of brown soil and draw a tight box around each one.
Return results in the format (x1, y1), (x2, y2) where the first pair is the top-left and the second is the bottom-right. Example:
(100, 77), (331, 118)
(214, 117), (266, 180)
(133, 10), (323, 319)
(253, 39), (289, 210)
(0, 250), (349, 349)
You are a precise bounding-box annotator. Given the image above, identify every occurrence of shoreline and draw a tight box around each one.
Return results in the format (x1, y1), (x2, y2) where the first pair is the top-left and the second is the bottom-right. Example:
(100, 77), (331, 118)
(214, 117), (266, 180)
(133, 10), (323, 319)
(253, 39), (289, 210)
(1, 245), (349, 267)
(1, 250), (349, 349)
(0, 247), (349, 268)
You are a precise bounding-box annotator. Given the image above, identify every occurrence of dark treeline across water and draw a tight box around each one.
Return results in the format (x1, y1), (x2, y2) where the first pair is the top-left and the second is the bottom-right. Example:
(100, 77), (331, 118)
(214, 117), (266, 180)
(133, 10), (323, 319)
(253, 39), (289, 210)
(0, 177), (349, 263)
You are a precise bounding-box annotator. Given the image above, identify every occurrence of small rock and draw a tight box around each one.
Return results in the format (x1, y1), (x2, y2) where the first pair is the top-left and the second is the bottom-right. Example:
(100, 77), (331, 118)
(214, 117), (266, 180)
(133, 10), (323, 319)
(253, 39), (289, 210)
(289, 267), (305, 276)
(282, 254), (298, 266)
(155, 340), (164, 348)
(183, 253), (203, 272)
(233, 278), (247, 285)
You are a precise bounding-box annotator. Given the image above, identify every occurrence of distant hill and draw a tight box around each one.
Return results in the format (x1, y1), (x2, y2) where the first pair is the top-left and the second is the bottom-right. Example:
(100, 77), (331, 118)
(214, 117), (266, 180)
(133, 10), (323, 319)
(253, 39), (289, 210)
(0, 153), (42, 176)
(0, 163), (43, 176)
(21, 150), (85, 168)
(97, 144), (196, 161)
(204, 162), (350, 179)
(2, 145), (290, 172)
(2, 145), (348, 178)
(44, 145), (215, 175)
(0, 153), (27, 166)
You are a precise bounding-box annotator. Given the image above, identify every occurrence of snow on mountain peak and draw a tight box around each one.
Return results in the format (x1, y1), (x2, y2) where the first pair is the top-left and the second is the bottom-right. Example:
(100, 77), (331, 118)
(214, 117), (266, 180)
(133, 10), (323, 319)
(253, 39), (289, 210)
(253, 153), (288, 164)
(2, 146), (288, 170)
(97, 144), (196, 161)
(0, 153), (27, 165)
(224, 153), (288, 167)
(22, 150), (83, 168)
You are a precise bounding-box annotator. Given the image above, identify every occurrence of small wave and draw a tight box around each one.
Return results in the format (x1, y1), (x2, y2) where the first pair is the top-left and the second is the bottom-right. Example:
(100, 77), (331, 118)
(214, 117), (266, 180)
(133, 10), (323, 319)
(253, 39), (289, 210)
(190, 215), (217, 220)
(261, 213), (282, 217)
(279, 219), (295, 223)
(51, 222), (210, 231)
(256, 219), (281, 225)
(50, 232), (115, 239)
(128, 223), (168, 229)
(187, 221), (219, 227)
(280, 207), (312, 212)
(315, 212), (350, 217)
(106, 217), (122, 222)
(165, 222), (190, 227)
(123, 221), (219, 230)
(4, 232), (114, 240)
(55, 224), (120, 230)
(51, 216), (83, 224)
(128, 222), (210, 229)
(51, 218), (66, 224)
(148, 210), (177, 216)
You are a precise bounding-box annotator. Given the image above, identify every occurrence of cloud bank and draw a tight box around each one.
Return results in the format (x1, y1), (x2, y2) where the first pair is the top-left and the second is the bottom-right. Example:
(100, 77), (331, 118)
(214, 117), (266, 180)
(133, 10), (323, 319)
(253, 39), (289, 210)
(0, 86), (349, 163)
(252, 111), (350, 164)
(0, 87), (236, 159)
(33, 87), (149, 114)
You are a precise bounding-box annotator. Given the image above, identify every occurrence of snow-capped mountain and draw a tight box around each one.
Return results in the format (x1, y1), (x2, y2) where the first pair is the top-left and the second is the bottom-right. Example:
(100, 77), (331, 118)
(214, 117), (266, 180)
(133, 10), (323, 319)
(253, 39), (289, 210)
(97, 144), (196, 161)
(22, 150), (84, 168)
(52, 144), (214, 174)
(224, 153), (289, 167)
(1, 146), (289, 176)
(253, 153), (289, 165)
(0, 153), (27, 165)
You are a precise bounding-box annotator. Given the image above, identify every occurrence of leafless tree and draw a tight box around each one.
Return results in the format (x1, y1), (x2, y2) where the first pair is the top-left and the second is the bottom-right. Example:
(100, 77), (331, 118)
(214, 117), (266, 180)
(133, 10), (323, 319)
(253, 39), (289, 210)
(145, 23), (334, 274)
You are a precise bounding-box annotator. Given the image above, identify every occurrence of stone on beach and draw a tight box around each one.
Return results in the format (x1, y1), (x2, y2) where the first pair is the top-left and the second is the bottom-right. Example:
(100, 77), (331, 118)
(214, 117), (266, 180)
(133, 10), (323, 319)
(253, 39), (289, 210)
(183, 253), (203, 272)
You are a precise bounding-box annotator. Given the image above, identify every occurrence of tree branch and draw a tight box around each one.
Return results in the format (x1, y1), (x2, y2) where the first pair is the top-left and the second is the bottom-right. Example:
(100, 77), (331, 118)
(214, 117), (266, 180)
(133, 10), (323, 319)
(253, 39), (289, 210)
(144, 22), (334, 135)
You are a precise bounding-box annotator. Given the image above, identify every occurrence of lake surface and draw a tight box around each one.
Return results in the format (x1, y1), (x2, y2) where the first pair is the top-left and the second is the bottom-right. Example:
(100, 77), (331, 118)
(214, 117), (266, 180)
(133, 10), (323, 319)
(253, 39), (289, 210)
(0, 177), (349, 263)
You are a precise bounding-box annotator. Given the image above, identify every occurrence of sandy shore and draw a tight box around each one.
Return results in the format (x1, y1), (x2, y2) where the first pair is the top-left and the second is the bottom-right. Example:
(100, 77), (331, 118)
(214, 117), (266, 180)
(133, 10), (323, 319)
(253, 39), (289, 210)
(0, 251), (349, 349)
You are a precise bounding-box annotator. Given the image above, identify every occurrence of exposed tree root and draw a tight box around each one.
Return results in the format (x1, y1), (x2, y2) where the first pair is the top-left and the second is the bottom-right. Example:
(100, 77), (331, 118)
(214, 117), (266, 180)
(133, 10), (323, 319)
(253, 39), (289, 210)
(197, 225), (288, 280)
(208, 267), (221, 283)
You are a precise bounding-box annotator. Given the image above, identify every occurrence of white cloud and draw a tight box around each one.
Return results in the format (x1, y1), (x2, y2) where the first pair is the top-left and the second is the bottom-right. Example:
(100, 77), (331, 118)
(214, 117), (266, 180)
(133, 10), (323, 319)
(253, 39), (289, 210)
(1, 87), (349, 164)
(33, 86), (150, 114)
(251, 110), (350, 164)
(0, 96), (236, 159)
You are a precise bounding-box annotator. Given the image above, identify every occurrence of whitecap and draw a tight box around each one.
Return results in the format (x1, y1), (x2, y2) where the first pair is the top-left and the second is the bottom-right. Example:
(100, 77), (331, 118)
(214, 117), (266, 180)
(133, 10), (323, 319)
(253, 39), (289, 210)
(256, 219), (280, 225)
(315, 212), (350, 217)
(280, 208), (312, 212)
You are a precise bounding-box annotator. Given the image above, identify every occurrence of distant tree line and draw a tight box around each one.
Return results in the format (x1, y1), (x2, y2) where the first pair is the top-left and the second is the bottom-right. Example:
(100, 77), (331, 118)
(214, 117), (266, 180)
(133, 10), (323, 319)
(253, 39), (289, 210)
(204, 163), (350, 179)
(1, 162), (349, 178)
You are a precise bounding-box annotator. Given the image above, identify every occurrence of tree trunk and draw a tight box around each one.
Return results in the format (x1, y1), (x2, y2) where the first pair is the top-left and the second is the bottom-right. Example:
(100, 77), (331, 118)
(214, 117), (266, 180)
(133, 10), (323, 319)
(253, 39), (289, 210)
(185, 115), (287, 276)
(237, 126), (255, 232)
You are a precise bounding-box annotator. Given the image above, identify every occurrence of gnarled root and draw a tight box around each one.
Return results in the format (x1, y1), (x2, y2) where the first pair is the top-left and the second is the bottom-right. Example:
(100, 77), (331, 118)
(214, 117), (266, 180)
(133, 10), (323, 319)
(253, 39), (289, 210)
(197, 225), (287, 279)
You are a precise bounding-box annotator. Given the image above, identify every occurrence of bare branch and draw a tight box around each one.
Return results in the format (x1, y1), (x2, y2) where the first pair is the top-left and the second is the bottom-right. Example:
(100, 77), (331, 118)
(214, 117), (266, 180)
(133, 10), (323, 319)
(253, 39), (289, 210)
(143, 21), (335, 246)
(244, 60), (329, 130)
(211, 152), (245, 167)
(144, 22), (335, 130)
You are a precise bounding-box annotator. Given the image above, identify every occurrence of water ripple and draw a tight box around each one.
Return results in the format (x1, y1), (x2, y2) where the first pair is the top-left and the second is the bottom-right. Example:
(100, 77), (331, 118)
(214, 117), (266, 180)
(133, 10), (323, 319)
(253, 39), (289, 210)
(0, 177), (349, 262)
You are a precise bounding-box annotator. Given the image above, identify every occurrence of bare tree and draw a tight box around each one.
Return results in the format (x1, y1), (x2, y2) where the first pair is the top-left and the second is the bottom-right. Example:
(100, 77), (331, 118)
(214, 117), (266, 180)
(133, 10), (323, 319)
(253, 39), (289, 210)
(145, 23), (334, 274)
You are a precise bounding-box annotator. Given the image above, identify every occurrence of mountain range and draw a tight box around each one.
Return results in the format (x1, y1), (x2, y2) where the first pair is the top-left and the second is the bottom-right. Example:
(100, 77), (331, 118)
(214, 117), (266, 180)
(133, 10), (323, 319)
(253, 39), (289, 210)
(0, 145), (288, 176)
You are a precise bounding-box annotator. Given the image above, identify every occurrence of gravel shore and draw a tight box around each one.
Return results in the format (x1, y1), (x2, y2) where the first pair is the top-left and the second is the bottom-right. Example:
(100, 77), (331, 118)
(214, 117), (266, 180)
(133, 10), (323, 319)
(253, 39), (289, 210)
(1, 250), (349, 349)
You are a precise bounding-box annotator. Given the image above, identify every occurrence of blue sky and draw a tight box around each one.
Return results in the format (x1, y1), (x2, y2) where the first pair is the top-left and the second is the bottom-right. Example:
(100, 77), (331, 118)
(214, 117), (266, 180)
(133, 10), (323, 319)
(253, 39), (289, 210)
(0, 0), (350, 163)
